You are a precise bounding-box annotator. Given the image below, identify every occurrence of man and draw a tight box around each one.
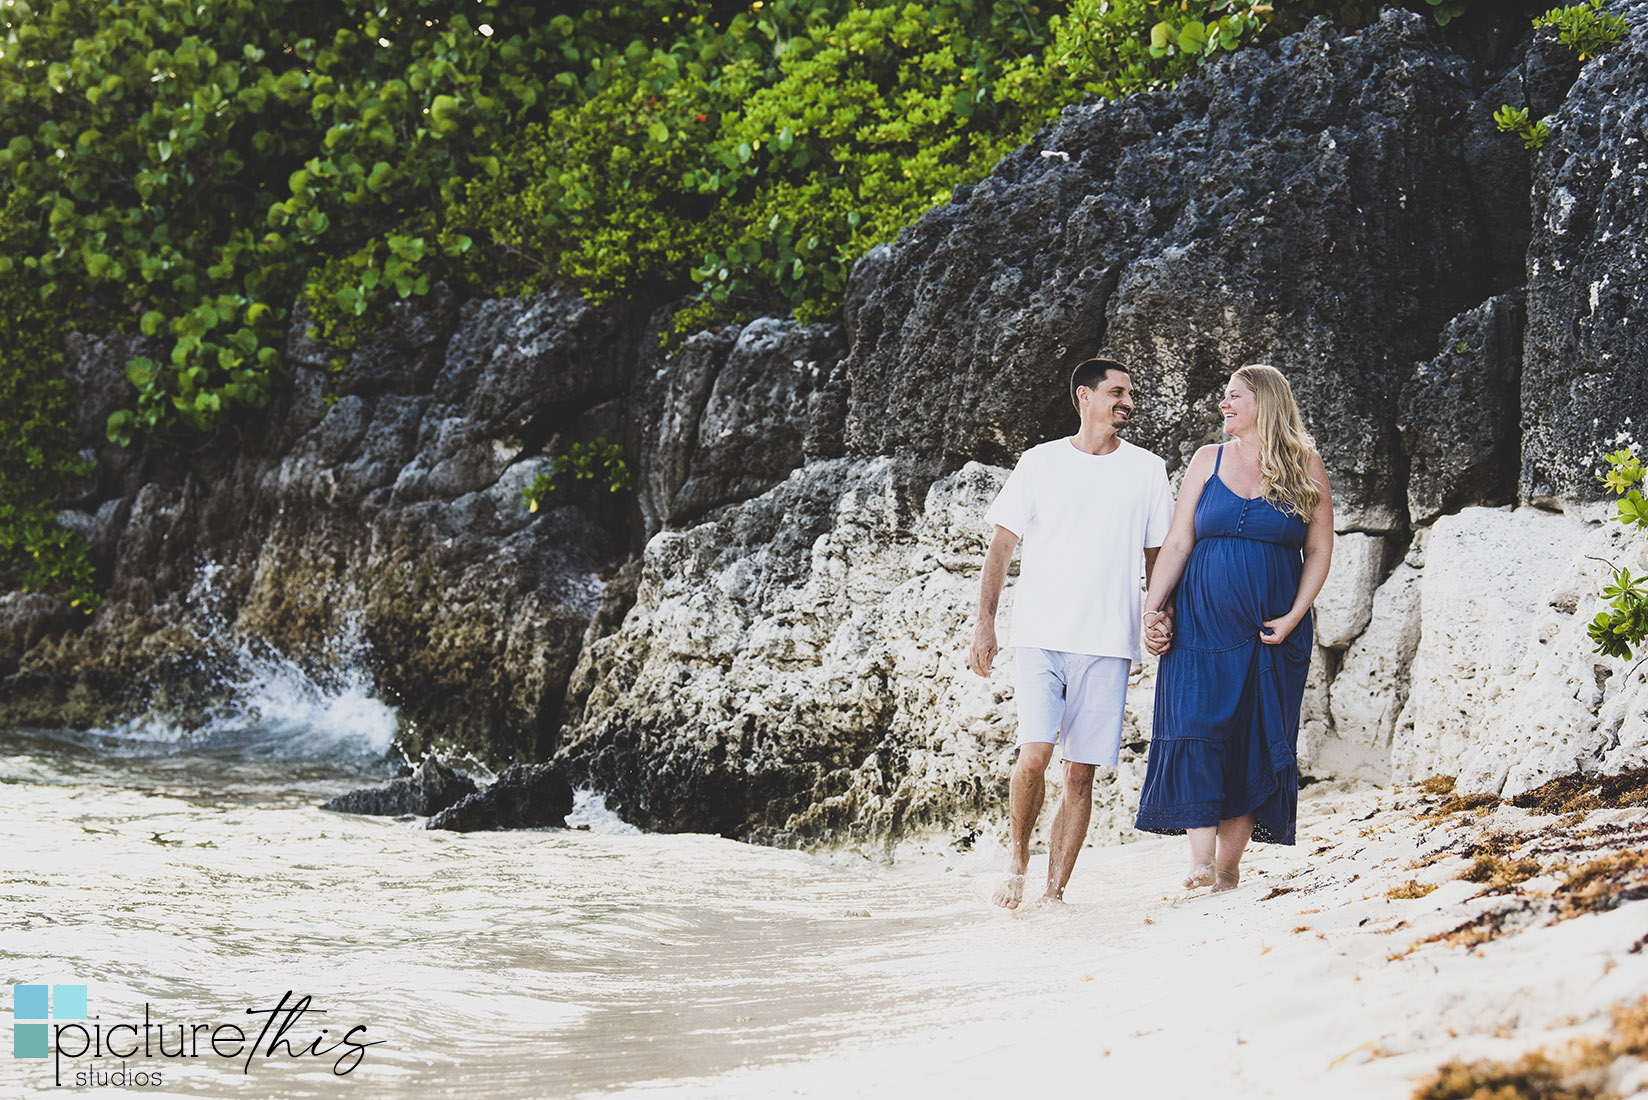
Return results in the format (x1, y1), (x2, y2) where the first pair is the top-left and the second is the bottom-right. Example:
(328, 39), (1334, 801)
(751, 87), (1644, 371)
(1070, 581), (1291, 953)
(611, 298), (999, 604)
(969, 357), (1174, 908)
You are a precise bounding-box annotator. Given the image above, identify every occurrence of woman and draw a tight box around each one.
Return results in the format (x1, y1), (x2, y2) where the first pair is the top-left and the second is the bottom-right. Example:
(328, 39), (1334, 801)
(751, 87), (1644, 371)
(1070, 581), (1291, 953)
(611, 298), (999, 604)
(1134, 364), (1333, 892)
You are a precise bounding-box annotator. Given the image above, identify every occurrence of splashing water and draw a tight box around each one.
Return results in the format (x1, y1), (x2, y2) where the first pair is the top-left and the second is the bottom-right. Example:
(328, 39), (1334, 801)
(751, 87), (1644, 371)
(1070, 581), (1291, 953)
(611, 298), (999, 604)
(85, 560), (400, 763)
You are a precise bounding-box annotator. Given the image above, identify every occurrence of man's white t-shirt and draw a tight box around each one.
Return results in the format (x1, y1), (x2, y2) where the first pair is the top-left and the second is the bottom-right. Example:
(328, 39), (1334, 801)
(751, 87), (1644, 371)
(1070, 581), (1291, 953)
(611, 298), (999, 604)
(984, 436), (1175, 663)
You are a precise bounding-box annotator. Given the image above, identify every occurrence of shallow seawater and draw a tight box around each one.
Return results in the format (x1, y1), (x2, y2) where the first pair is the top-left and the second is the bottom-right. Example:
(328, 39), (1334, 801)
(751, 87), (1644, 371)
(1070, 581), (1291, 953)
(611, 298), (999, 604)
(0, 725), (1025, 1099)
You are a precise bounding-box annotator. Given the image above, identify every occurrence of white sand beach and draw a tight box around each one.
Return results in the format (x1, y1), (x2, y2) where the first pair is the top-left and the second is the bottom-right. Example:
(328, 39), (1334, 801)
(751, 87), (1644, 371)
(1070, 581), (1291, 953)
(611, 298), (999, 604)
(642, 781), (1648, 1100)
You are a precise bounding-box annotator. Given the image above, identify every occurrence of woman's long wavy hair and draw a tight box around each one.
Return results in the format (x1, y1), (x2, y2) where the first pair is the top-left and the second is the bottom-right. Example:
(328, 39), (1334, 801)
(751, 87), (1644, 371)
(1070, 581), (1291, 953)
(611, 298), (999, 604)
(1232, 364), (1320, 518)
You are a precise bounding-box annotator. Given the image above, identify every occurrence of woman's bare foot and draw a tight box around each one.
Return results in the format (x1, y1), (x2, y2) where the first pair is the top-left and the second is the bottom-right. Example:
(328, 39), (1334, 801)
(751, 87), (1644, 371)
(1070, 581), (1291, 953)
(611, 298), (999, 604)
(1184, 863), (1214, 889)
(992, 873), (1026, 909)
(1211, 866), (1241, 893)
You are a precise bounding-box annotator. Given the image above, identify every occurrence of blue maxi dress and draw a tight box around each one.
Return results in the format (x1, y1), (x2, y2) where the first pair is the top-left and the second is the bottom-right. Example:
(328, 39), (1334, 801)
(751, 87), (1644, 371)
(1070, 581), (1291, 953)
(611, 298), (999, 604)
(1134, 445), (1311, 845)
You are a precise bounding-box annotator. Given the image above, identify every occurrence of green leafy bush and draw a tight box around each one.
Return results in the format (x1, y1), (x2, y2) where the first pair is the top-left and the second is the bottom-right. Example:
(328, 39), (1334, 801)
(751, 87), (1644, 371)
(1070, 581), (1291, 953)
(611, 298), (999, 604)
(1589, 447), (1648, 661)
(1493, 104), (1552, 149)
(452, 0), (1373, 325)
(1423, 0), (1471, 26)
(0, 0), (687, 446)
(0, 198), (99, 607)
(1142, 0), (1363, 71)
(523, 438), (634, 512)
(1535, 0), (1629, 60)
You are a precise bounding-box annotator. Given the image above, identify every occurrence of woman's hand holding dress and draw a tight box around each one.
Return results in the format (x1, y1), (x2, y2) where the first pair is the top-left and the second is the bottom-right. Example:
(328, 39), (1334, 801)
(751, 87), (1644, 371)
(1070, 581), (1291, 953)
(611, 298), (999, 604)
(1258, 610), (1304, 646)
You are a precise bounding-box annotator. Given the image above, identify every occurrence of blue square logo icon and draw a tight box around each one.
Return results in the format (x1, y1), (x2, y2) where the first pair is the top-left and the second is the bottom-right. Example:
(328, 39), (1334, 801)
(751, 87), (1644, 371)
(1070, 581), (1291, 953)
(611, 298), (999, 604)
(12, 986), (47, 1020)
(52, 986), (87, 1020)
(13, 1023), (48, 1059)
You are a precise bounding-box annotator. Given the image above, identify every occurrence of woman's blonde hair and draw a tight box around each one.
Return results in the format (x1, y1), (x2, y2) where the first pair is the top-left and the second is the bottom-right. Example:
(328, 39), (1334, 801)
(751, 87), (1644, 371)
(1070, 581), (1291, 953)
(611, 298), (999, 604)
(1231, 364), (1320, 518)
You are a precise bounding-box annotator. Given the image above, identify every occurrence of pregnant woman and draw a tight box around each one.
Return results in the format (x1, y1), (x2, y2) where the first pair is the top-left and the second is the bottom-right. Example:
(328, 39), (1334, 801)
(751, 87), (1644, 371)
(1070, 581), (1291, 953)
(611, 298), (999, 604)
(1135, 364), (1334, 892)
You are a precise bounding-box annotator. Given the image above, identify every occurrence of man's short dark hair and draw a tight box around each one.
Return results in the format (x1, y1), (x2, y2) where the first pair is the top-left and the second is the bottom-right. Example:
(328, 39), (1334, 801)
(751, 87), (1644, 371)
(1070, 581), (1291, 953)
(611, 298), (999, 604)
(1069, 357), (1131, 410)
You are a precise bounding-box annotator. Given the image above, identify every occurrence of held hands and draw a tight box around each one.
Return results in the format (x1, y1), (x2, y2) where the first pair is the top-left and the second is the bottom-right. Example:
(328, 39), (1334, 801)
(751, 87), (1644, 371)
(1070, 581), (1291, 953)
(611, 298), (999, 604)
(969, 618), (999, 677)
(1259, 611), (1302, 645)
(1144, 609), (1173, 656)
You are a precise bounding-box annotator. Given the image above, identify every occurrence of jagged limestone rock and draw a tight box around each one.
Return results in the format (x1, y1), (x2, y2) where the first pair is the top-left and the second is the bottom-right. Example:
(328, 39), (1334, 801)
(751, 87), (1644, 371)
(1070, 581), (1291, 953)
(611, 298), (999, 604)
(322, 757), (478, 817)
(425, 762), (574, 831)
(559, 459), (1013, 842)
(840, 11), (1524, 533)
(635, 318), (846, 538)
(1327, 550), (1424, 773)
(1453, 519), (1648, 797)
(1312, 533), (1389, 650)
(1521, 0), (1648, 504)
(1392, 507), (1591, 785)
(1400, 294), (1525, 526)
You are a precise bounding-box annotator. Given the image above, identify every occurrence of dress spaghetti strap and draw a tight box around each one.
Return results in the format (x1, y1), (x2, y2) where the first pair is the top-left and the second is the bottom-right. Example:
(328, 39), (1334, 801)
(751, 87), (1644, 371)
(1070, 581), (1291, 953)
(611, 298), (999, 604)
(1213, 443), (1224, 474)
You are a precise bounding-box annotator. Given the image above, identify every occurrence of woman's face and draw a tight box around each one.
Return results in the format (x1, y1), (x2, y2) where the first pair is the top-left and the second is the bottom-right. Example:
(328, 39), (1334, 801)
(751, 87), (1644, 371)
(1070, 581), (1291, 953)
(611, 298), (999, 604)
(1219, 376), (1259, 438)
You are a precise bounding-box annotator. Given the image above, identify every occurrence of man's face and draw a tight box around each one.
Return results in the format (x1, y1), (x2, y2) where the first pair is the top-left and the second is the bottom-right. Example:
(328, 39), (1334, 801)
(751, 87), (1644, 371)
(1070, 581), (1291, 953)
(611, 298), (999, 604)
(1079, 370), (1134, 428)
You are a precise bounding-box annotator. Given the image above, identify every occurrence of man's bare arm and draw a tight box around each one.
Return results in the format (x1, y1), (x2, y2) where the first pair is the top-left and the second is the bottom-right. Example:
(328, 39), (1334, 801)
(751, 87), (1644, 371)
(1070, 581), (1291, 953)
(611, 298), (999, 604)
(970, 526), (1019, 677)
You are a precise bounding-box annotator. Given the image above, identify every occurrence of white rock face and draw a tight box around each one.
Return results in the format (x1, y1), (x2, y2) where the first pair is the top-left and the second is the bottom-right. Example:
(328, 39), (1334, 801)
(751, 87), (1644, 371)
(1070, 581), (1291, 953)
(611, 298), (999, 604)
(1313, 532), (1388, 649)
(1453, 519), (1648, 796)
(566, 456), (1648, 846)
(1324, 545), (1423, 776)
(1390, 507), (1592, 785)
(1295, 644), (1337, 773)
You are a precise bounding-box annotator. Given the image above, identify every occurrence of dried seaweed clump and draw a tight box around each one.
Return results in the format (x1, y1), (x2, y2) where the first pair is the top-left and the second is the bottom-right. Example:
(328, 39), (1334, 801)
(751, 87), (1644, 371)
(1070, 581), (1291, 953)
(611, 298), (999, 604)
(1412, 997), (1648, 1100)
(1459, 855), (1542, 891)
(1387, 879), (1439, 900)
(1510, 767), (1648, 815)
(1412, 775), (1500, 819)
(1556, 850), (1648, 918)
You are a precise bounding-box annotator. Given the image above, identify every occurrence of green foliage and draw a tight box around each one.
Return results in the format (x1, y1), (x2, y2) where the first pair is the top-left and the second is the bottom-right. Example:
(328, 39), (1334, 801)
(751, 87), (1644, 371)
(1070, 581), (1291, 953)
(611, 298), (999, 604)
(452, 0), (1065, 321)
(452, 0), (1375, 324)
(1535, 0), (1629, 60)
(2, 0), (1420, 459)
(0, 198), (100, 608)
(1494, 104), (1552, 149)
(1423, 0), (1470, 26)
(1141, 0), (1363, 72)
(0, 0), (683, 447)
(1589, 448), (1648, 661)
(522, 438), (634, 512)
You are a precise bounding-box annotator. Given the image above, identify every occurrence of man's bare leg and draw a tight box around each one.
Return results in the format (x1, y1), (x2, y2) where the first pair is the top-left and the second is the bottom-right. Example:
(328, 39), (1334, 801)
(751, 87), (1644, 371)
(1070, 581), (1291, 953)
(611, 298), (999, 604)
(1212, 813), (1256, 892)
(1185, 826), (1216, 888)
(994, 743), (1052, 908)
(1043, 760), (1096, 902)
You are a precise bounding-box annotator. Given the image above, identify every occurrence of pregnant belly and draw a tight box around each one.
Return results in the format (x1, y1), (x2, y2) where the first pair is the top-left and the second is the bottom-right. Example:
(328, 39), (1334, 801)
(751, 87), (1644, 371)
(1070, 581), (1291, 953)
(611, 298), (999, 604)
(1175, 539), (1301, 650)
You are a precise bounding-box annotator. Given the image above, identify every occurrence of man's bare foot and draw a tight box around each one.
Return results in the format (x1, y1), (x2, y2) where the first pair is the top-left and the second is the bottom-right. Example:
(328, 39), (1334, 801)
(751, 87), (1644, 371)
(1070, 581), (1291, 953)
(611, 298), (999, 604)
(1211, 867), (1241, 893)
(1184, 863), (1214, 889)
(992, 873), (1026, 909)
(1037, 886), (1066, 907)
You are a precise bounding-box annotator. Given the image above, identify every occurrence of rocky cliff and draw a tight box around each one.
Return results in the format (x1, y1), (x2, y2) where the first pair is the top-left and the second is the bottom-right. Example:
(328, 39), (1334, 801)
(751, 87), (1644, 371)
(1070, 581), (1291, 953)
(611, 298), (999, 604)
(3, 7), (1646, 845)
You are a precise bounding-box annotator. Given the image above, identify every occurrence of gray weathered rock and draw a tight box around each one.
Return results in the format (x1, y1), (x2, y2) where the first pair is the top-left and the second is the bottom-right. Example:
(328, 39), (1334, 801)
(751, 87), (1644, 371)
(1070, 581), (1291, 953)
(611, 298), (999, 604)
(841, 11), (1520, 532)
(426, 762), (574, 831)
(322, 757), (479, 817)
(0, 292), (632, 761)
(557, 458), (1005, 841)
(635, 318), (846, 537)
(1521, 0), (1648, 504)
(1312, 533), (1389, 649)
(1400, 294), (1524, 526)
(1392, 506), (1591, 784)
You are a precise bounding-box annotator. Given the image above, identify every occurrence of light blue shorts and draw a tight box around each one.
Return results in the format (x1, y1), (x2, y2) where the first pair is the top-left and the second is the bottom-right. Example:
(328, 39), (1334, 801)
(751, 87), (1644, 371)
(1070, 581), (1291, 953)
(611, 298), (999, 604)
(1013, 648), (1130, 766)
